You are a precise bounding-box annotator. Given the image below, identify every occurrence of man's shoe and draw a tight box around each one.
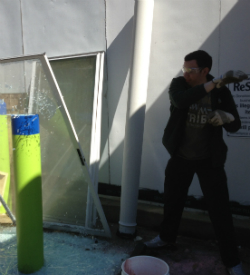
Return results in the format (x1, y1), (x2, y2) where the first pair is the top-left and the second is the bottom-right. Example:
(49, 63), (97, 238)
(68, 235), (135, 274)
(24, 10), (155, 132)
(227, 263), (246, 275)
(144, 235), (168, 248)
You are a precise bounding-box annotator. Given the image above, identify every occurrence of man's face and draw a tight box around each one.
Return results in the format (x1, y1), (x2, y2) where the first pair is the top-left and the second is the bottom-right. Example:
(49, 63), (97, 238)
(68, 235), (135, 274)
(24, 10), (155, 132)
(182, 60), (207, 87)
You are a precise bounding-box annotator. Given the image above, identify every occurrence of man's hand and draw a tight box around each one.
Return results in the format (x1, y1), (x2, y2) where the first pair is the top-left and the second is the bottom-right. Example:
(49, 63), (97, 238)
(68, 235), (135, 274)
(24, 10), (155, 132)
(207, 110), (235, 126)
(212, 70), (248, 88)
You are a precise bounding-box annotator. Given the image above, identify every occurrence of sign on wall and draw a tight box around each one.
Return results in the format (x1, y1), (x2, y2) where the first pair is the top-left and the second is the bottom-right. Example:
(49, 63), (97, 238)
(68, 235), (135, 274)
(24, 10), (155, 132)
(227, 75), (250, 137)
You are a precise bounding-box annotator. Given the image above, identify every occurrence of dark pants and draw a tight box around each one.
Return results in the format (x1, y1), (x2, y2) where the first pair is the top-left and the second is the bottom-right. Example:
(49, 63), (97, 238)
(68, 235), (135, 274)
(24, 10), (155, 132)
(159, 156), (240, 268)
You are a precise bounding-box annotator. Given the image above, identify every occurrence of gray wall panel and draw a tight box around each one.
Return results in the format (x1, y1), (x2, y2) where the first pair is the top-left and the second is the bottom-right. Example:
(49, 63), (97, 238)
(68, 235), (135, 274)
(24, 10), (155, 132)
(21, 0), (106, 57)
(220, 0), (250, 203)
(0, 0), (23, 57)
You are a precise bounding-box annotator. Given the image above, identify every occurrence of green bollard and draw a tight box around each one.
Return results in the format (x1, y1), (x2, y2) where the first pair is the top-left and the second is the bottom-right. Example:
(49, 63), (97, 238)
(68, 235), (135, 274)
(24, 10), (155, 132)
(0, 100), (11, 214)
(12, 114), (44, 274)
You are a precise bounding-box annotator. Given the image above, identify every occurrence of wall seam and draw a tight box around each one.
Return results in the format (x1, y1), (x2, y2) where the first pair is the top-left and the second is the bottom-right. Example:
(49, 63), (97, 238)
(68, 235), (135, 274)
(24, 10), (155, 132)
(19, 0), (25, 55)
(103, 0), (111, 184)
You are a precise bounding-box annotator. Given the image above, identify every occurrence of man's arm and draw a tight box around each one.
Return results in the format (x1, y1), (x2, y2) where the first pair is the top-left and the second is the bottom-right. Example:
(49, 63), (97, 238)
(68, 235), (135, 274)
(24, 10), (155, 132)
(170, 70), (247, 110)
(169, 77), (208, 109)
(204, 81), (216, 93)
(207, 85), (241, 132)
(217, 86), (241, 133)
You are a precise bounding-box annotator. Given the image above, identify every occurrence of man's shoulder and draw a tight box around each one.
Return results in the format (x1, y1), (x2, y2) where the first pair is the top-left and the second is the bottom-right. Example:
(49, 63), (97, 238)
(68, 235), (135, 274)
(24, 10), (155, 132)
(172, 76), (185, 82)
(170, 76), (189, 91)
(170, 76), (186, 86)
(207, 73), (214, 81)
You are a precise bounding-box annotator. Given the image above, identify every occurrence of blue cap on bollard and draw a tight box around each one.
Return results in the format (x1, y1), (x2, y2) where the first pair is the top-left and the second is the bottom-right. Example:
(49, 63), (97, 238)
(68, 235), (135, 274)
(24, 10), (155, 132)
(11, 114), (40, 135)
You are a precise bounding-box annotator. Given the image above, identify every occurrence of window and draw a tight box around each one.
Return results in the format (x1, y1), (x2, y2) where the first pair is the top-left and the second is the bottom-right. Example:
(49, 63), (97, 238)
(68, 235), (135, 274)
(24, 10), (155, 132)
(0, 53), (110, 237)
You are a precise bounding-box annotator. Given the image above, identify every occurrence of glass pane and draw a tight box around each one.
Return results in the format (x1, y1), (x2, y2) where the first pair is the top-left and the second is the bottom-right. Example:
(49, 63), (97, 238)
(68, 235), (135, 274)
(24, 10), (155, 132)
(0, 55), (110, 237)
(49, 56), (96, 167)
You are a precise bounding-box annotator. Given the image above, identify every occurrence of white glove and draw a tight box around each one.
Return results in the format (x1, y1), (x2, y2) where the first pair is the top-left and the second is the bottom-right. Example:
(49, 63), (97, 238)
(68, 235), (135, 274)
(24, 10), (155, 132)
(212, 70), (248, 88)
(207, 110), (235, 126)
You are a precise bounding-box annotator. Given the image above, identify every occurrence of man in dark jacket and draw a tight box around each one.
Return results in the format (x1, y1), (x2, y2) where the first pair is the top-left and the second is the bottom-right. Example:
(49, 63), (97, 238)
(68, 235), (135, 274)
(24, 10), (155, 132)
(145, 50), (247, 275)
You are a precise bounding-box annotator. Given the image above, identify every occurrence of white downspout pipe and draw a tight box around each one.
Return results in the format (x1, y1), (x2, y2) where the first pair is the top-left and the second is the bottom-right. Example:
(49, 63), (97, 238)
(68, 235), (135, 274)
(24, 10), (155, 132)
(118, 0), (154, 236)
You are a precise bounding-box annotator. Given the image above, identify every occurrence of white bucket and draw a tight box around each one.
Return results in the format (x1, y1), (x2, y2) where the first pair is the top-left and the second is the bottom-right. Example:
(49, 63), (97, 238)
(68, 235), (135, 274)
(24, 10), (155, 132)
(121, 256), (170, 275)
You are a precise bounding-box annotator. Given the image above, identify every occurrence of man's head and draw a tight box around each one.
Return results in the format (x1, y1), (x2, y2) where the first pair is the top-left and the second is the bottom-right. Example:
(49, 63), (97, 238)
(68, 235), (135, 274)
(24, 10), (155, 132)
(182, 50), (212, 87)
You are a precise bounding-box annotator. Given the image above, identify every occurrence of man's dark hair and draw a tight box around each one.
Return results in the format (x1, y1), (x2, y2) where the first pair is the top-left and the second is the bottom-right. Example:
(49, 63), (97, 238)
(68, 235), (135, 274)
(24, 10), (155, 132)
(185, 50), (212, 72)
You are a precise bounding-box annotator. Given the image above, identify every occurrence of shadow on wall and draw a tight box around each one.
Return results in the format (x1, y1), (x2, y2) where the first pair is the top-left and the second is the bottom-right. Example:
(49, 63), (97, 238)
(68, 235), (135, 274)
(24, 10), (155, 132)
(105, 16), (134, 128)
(100, 0), (250, 207)
(99, 17), (134, 181)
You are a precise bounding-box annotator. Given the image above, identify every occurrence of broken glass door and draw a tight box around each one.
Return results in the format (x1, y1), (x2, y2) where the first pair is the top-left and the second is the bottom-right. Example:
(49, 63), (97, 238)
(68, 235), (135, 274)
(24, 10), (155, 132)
(49, 53), (104, 228)
(0, 53), (111, 237)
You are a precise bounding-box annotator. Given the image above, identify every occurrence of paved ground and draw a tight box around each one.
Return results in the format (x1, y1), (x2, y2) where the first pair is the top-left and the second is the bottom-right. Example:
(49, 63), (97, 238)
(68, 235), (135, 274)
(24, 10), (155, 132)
(107, 223), (250, 275)
(0, 220), (249, 274)
(1, 195), (249, 274)
(100, 196), (250, 274)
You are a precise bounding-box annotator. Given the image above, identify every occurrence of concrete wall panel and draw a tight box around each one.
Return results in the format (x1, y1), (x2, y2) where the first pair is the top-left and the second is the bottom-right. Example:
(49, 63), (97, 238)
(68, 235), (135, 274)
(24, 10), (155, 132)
(0, 0), (23, 58)
(106, 0), (134, 185)
(21, 0), (106, 57)
(220, 0), (250, 203)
